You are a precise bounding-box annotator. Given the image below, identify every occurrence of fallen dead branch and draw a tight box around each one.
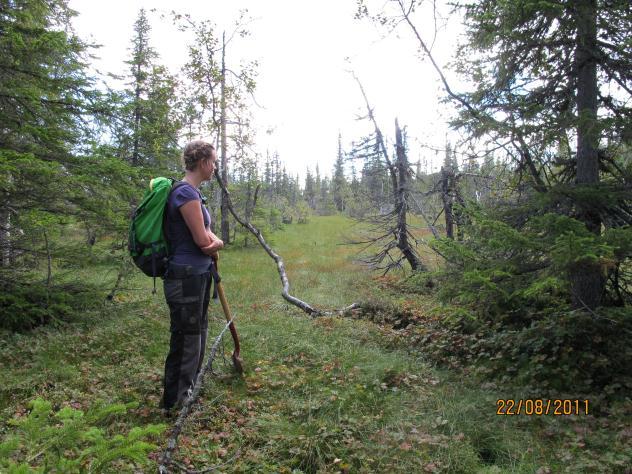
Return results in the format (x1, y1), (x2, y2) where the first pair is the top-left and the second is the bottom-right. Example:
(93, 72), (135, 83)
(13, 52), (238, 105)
(214, 171), (360, 317)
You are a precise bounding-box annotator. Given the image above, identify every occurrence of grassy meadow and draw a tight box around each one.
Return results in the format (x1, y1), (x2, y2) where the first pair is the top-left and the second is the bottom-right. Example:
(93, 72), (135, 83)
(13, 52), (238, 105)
(0, 216), (629, 473)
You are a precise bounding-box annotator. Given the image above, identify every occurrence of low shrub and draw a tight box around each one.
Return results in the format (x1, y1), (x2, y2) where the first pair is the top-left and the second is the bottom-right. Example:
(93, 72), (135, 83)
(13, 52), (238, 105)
(412, 306), (632, 399)
(0, 398), (165, 472)
(0, 279), (104, 331)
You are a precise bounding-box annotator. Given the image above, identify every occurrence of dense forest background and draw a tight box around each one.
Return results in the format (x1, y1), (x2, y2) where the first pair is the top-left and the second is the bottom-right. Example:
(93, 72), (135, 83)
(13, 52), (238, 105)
(1, 0), (631, 413)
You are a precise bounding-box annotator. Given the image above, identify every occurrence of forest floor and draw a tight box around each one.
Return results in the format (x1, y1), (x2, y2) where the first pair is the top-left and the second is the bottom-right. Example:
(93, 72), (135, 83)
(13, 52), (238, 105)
(1, 215), (630, 473)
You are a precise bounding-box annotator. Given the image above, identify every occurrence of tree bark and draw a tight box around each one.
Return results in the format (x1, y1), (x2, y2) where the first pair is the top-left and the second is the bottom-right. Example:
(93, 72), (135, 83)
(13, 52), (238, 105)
(220, 31), (230, 244)
(395, 119), (423, 271)
(0, 208), (12, 267)
(132, 61), (141, 167)
(43, 229), (52, 287)
(440, 166), (454, 239)
(570, 0), (603, 309)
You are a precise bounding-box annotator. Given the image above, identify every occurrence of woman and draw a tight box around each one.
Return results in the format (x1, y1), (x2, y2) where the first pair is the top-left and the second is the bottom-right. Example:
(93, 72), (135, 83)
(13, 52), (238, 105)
(161, 140), (224, 412)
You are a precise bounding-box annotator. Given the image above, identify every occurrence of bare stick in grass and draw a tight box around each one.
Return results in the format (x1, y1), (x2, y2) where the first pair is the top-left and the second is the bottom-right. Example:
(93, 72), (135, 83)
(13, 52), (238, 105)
(214, 170), (360, 317)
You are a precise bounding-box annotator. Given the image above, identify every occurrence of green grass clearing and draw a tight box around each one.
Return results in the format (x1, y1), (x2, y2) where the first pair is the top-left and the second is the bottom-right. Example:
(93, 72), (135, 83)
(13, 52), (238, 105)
(1, 216), (629, 472)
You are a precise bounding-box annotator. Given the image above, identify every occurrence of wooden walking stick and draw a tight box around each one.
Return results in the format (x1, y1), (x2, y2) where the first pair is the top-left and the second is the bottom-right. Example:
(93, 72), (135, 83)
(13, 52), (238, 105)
(212, 255), (244, 374)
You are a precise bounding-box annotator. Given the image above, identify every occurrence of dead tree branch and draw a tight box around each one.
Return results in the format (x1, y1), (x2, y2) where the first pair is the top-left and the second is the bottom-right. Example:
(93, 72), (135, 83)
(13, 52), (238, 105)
(408, 192), (440, 239)
(351, 71), (398, 193)
(393, 0), (548, 192)
(214, 171), (359, 317)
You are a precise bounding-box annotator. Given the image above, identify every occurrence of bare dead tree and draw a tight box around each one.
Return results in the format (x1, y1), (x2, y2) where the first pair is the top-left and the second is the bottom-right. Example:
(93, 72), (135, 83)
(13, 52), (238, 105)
(394, 119), (423, 269)
(219, 31), (230, 244)
(243, 182), (260, 247)
(439, 165), (454, 240)
(348, 72), (425, 272)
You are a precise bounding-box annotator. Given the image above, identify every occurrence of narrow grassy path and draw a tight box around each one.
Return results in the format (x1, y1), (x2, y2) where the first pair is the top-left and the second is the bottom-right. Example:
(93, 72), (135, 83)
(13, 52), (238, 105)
(1, 216), (629, 472)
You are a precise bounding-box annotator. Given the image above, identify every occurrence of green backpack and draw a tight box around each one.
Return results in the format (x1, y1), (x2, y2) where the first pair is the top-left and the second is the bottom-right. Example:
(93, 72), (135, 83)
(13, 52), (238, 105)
(128, 177), (186, 291)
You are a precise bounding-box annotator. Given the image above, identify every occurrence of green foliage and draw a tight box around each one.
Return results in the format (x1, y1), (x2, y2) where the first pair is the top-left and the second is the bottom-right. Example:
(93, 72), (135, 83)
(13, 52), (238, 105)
(267, 207), (283, 231)
(0, 0), (97, 157)
(0, 279), (104, 332)
(408, 202), (632, 396)
(414, 305), (632, 397)
(430, 206), (631, 319)
(0, 398), (165, 472)
(603, 225), (632, 261)
(0, 1), (149, 332)
(295, 200), (311, 224)
(454, 0), (631, 143)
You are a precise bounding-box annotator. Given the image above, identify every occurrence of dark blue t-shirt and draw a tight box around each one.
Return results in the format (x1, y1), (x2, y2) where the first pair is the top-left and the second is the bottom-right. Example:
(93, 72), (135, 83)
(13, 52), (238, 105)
(165, 182), (213, 268)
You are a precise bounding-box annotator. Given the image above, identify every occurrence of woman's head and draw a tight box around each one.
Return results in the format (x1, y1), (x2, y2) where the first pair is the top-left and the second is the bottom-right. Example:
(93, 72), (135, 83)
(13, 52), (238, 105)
(181, 140), (217, 174)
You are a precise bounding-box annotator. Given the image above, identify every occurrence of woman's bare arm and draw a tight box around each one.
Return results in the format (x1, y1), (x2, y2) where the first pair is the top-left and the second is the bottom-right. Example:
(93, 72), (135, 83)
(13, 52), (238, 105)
(179, 200), (212, 249)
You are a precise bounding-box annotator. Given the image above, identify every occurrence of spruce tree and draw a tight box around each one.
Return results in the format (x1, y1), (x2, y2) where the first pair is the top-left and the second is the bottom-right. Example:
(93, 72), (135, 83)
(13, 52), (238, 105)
(333, 132), (347, 212)
(453, 0), (632, 308)
(129, 9), (155, 166)
(304, 167), (316, 209)
(0, 0), (138, 319)
(0, 0), (96, 268)
(118, 9), (179, 169)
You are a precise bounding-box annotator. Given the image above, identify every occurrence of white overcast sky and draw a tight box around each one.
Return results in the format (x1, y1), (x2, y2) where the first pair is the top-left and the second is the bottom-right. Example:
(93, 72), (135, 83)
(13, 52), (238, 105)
(68, 0), (468, 179)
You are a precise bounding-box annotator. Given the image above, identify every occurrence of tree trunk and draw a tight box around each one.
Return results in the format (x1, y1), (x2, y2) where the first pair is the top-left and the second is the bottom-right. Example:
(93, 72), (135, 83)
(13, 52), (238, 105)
(441, 166), (454, 239)
(220, 31), (230, 244)
(0, 208), (11, 267)
(244, 179), (252, 247)
(570, 0), (603, 309)
(395, 119), (423, 271)
(454, 189), (466, 242)
(132, 62), (141, 167)
(43, 229), (52, 287)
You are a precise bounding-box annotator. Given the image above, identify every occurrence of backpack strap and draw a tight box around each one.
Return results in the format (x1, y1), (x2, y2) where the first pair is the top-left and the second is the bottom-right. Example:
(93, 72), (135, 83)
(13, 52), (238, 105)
(159, 180), (190, 288)
(163, 180), (189, 245)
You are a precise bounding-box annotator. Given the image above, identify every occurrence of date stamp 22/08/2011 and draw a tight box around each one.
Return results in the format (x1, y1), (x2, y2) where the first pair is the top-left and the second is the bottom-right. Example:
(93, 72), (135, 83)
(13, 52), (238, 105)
(496, 399), (590, 416)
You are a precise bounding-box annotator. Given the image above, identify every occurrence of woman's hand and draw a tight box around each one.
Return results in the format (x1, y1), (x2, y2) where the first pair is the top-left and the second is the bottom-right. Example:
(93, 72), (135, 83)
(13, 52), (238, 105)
(200, 239), (223, 255)
(200, 230), (223, 256)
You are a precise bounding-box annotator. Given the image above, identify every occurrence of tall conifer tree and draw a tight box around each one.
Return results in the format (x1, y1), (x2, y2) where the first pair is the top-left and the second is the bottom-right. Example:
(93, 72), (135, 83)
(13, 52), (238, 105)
(333, 132), (347, 212)
(454, 0), (632, 308)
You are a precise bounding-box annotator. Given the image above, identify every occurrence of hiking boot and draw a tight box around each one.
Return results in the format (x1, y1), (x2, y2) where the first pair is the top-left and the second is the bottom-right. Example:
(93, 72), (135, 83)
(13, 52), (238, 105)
(161, 398), (185, 418)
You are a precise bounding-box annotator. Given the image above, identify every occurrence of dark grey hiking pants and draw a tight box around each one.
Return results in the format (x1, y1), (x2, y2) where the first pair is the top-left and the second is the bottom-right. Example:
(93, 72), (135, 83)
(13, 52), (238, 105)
(162, 270), (211, 410)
